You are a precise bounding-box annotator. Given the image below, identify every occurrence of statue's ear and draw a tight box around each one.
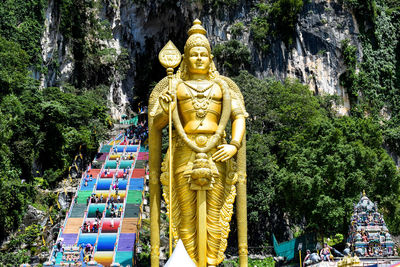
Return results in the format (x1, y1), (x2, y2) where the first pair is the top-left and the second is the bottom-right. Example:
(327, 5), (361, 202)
(210, 54), (214, 59)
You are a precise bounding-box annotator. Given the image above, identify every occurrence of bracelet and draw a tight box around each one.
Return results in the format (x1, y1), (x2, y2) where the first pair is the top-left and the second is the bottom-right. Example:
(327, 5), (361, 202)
(230, 140), (241, 150)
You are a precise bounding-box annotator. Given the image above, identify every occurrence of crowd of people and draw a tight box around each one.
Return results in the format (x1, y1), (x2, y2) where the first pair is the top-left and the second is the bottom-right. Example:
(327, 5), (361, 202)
(125, 120), (148, 144)
(52, 240), (93, 265)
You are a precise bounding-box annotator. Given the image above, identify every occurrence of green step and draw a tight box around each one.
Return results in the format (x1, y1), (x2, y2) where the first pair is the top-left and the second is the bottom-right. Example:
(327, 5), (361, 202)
(100, 145), (112, 153)
(76, 191), (92, 204)
(124, 204), (141, 218)
(115, 251), (133, 266)
(126, 191), (142, 204)
(139, 146), (148, 152)
(134, 160), (146, 168)
(104, 161), (117, 169)
(91, 161), (103, 169)
(69, 203), (86, 218)
(119, 160), (134, 169)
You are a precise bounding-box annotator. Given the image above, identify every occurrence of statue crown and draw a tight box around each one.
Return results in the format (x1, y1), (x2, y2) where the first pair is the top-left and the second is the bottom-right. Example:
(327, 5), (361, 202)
(188, 19), (207, 36)
(184, 19), (211, 56)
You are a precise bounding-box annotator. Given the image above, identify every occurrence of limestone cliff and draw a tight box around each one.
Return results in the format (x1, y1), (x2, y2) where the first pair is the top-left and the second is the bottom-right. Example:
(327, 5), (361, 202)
(40, 0), (361, 118)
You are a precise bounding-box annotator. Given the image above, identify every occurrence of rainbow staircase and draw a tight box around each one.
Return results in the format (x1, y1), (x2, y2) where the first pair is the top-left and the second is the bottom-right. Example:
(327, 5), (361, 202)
(48, 133), (149, 266)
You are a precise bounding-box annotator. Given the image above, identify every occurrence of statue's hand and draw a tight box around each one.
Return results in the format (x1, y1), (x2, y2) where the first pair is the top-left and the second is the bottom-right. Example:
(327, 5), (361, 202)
(212, 144), (237, 162)
(159, 91), (176, 113)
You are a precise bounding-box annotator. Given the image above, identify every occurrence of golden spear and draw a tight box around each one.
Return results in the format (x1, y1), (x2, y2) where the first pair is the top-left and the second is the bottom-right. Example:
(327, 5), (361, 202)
(158, 40), (182, 257)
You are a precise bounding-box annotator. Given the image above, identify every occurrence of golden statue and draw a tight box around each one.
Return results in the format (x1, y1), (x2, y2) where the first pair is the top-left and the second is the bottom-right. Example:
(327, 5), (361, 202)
(148, 19), (248, 267)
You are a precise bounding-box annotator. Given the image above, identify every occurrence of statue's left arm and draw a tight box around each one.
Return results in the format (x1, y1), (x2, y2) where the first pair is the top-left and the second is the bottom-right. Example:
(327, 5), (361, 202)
(212, 79), (247, 162)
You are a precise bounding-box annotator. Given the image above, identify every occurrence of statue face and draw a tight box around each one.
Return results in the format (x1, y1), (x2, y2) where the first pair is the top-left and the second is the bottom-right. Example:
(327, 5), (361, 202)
(187, 46), (211, 75)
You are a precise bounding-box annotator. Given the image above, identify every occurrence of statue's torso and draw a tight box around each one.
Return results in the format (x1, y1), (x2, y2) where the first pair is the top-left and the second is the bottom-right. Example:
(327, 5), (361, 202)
(176, 80), (222, 134)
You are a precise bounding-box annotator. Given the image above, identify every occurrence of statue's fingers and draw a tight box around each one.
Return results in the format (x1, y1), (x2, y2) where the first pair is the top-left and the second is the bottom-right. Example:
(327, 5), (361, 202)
(217, 145), (225, 149)
(212, 149), (224, 158)
(220, 154), (231, 162)
(212, 150), (221, 158)
(161, 95), (168, 102)
(214, 152), (227, 162)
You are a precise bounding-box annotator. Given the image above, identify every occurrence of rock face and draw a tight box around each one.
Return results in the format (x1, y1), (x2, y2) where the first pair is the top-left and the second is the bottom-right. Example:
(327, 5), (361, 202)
(23, 205), (47, 227)
(40, 0), (360, 117)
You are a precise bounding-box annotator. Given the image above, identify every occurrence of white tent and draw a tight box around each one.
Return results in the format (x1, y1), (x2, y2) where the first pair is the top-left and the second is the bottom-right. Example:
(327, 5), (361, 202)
(164, 239), (196, 267)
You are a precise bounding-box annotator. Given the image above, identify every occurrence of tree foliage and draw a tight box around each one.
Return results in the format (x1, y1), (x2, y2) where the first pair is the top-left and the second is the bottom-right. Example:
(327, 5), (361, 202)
(0, 18), (110, 246)
(233, 71), (400, 247)
(214, 40), (251, 76)
(250, 0), (304, 51)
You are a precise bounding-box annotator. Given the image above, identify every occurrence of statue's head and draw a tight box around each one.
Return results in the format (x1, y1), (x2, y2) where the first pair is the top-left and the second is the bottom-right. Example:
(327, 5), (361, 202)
(178, 19), (218, 80)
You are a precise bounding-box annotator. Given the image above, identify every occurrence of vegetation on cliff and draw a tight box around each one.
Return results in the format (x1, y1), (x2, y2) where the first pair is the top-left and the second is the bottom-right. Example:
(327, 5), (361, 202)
(0, 0), (111, 262)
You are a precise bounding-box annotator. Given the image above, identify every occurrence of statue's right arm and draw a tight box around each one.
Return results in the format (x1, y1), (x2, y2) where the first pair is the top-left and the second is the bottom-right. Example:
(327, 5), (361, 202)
(152, 82), (178, 130)
(152, 89), (169, 130)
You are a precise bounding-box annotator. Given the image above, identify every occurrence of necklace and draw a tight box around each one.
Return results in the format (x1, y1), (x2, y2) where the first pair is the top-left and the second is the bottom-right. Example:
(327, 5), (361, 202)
(183, 81), (214, 93)
(185, 82), (214, 118)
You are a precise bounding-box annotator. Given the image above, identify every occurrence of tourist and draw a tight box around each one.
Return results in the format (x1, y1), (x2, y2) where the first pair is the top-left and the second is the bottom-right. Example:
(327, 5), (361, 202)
(303, 250), (311, 267)
(82, 222), (87, 233)
(96, 208), (102, 220)
(118, 206), (122, 217)
(111, 207), (115, 218)
(320, 243), (332, 261)
(343, 243), (351, 256)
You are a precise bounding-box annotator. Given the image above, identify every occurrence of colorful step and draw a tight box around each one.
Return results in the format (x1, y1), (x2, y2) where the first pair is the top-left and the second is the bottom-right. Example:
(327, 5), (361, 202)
(64, 218), (83, 234)
(119, 160), (134, 169)
(101, 169), (116, 178)
(121, 218), (139, 233)
(104, 160), (118, 169)
(97, 233), (117, 251)
(101, 218), (121, 233)
(125, 145), (138, 152)
(131, 169), (145, 178)
(124, 204), (141, 218)
(94, 251), (114, 266)
(97, 178), (112, 190)
(76, 191), (92, 204)
(61, 233), (78, 246)
(87, 168), (101, 177)
(129, 178), (144, 191)
(99, 145), (112, 153)
(126, 190), (143, 204)
(77, 233), (97, 246)
(80, 179), (96, 191)
(69, 203), (86, 218)
(117, 233), (136, 251)
(87, 203), (106, 218)
(114, 251), (133, 266)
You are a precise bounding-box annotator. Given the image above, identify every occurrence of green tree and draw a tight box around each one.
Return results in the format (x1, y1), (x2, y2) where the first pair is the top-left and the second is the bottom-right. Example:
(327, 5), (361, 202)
(214, 40), (251, 76)
(233, 71), (400, 246)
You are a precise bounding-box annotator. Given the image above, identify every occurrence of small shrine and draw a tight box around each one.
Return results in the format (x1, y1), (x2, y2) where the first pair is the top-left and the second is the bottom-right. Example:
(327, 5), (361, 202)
(348, 191), (395, 256)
